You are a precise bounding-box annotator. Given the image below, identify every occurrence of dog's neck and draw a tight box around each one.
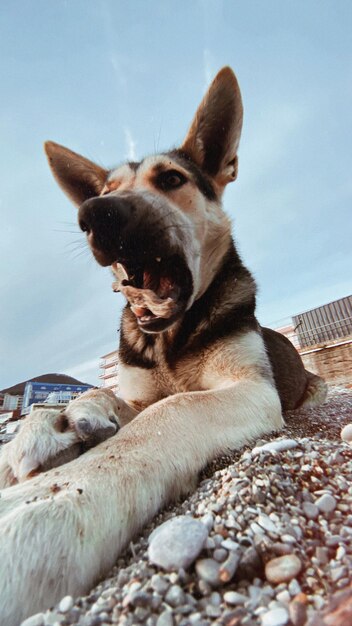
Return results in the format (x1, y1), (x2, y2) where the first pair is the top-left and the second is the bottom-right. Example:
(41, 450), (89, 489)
(119, 240), (258, 368)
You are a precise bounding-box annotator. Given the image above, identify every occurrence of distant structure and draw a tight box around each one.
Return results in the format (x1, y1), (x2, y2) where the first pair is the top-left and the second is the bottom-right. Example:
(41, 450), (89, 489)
(99, 350), (119, 394)
(0, 374), (93, 420)
(22, 381), (93, 415)
(274, 295), (352, 387)
(0, 392), (23, 414)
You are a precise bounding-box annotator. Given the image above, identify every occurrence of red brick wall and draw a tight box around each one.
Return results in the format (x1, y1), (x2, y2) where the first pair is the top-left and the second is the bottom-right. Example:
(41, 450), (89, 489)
(300, 341), (352, 387)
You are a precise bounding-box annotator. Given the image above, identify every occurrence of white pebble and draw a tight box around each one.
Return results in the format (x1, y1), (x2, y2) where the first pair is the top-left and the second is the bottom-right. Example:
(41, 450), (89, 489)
(265, 555), (302, 584)
(288, 578), (301, 596)
(221, 538), (240, 551)
(276, 590), (291, 604)
(148, 515), (208, 570)
(252, 439), (298, 456)
(156, 610), (174, 626)
(200, 513), (214, 531)
(223, 591), (248, 605)
(341, 423), (352, 444)
(281, 534), (296, 544)
(315, 493), (337, 514)
(58, 595), (74, 613)
(20, 615), (45, 626)
(261, 607), (289, 626)
(257, 514), (279, 534)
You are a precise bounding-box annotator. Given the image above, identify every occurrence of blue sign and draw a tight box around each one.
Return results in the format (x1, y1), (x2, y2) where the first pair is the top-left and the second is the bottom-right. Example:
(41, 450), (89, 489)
(22, 381), (93, 414)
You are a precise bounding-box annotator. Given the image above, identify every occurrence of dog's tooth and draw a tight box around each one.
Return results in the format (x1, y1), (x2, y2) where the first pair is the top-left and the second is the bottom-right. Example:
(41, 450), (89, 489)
(155, 257), (161, 262)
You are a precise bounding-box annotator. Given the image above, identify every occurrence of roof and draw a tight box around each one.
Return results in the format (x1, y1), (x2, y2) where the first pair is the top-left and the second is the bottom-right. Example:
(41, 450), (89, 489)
(1, 373), (91, 396)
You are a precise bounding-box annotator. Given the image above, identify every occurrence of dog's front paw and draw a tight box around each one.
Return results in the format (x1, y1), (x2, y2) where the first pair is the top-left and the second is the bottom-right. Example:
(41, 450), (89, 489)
(0, 390), (124, 486)
(65, 388), (121, 446)
(0, 408), (81, 486)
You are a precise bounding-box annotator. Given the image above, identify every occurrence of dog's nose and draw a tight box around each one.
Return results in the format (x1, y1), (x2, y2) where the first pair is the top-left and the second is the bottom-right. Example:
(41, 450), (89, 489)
(78, 196), (132, 235)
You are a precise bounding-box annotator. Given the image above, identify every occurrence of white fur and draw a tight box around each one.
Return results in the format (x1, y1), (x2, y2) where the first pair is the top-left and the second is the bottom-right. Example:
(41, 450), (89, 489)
(0, 389), (125, 488)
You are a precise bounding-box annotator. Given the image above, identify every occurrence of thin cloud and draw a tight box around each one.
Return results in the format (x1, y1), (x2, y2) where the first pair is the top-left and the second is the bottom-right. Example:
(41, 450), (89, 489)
(124, 126), (137, 161)
(63, 357), (102, 385)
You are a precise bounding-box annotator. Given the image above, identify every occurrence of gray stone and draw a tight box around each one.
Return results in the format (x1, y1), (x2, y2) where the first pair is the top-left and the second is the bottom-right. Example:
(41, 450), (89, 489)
(315, 547), (329, 565)
(288, 579), (301, 596)
(129, 590), (151, 607)
(224, 591), (248, 605)
(156, 611), (174, 626)
(200, 513), (214, 531)
(151, 574), (169, 594)
(148, 515), (208, 570)
(205, 604), (221, 617)
(213, 548), (228, 562)
(59, 595), (74, 613)
(315, 493), (337, 513)
(330, 565), (347, 582)
(281, 534), (296, 544)
(302, 502), (319, 520)
(165, 584), (186, 607)
(221, 538), (240, 551)
(195, 558), (221, 586)
(20, 614), (45, 626)
(257, 514), (279, 534)
(325, 534), (343, 547)
(209, 591), (221, 606)
(219, 551), (240, 582)
(265, 555), (302, 584)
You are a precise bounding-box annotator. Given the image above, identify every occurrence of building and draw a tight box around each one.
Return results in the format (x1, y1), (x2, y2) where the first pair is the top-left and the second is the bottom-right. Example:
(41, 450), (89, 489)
(273, 295), (352, 387)
(292, 295), (352, 349)
(1, 374), (94, 419)
(22, 381), (94, 415)
(99, 349), (119, 393)
(0, 392), (22, 412)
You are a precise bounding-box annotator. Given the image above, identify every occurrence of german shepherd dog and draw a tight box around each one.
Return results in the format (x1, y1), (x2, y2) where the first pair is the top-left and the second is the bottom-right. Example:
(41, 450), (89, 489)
(0, 68), (327, 625)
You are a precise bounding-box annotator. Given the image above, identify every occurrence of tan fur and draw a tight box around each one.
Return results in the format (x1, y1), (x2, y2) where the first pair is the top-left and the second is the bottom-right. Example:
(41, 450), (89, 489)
(100, 155), (233, 302)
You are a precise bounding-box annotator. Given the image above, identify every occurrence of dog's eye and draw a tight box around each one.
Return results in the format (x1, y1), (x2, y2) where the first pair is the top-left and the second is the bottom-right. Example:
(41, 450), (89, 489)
(157, 170), (187, 191)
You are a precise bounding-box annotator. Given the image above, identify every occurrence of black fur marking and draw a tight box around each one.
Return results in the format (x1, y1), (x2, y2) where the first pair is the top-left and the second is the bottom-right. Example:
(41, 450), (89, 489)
(117, 243), (257, 371)
(166, 150), (217, 201)
(119, 311), (156, 369)
(166, 242), (258, 365)
(128, 161), (141, 173)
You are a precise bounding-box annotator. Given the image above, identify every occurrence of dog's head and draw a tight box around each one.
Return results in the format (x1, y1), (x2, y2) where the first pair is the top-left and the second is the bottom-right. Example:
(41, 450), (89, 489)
(45, 67), (243, 333)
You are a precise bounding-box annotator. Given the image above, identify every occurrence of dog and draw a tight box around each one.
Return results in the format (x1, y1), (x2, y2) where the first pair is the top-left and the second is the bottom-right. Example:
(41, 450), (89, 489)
(0, 67), (327, 625)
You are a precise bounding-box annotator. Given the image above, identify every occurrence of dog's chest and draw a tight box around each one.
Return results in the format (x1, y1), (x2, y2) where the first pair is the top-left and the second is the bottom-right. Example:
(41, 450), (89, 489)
(152, 352), (205, 396)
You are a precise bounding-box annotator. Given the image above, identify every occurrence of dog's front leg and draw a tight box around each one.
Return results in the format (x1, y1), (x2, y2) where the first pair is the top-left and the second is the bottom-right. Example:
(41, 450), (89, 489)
(0, 379), (281, 626)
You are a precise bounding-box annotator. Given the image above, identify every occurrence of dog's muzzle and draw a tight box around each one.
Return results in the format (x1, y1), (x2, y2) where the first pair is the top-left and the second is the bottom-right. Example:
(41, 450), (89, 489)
(78, 194), (193, 332)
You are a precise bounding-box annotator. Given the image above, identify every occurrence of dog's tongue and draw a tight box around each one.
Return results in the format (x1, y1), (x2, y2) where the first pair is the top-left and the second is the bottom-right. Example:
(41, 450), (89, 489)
(111, 262), (178, 319)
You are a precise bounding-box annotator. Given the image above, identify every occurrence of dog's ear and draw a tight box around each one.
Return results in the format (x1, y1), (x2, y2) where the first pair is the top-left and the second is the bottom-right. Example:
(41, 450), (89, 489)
(181, 67), (243, 188)
(44, 141), (108, 206)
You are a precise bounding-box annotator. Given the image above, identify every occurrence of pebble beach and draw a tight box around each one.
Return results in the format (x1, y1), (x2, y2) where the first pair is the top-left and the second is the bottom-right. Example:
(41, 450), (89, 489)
(20, 387), (352, 626)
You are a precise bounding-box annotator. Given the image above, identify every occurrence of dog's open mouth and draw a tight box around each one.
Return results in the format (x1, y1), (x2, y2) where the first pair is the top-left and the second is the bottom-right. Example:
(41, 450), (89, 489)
(111, 255), (192, 332)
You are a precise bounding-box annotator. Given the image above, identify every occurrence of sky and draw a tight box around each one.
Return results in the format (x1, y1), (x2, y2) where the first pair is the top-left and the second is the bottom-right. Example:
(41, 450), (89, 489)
(1, 0), (351, 389)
